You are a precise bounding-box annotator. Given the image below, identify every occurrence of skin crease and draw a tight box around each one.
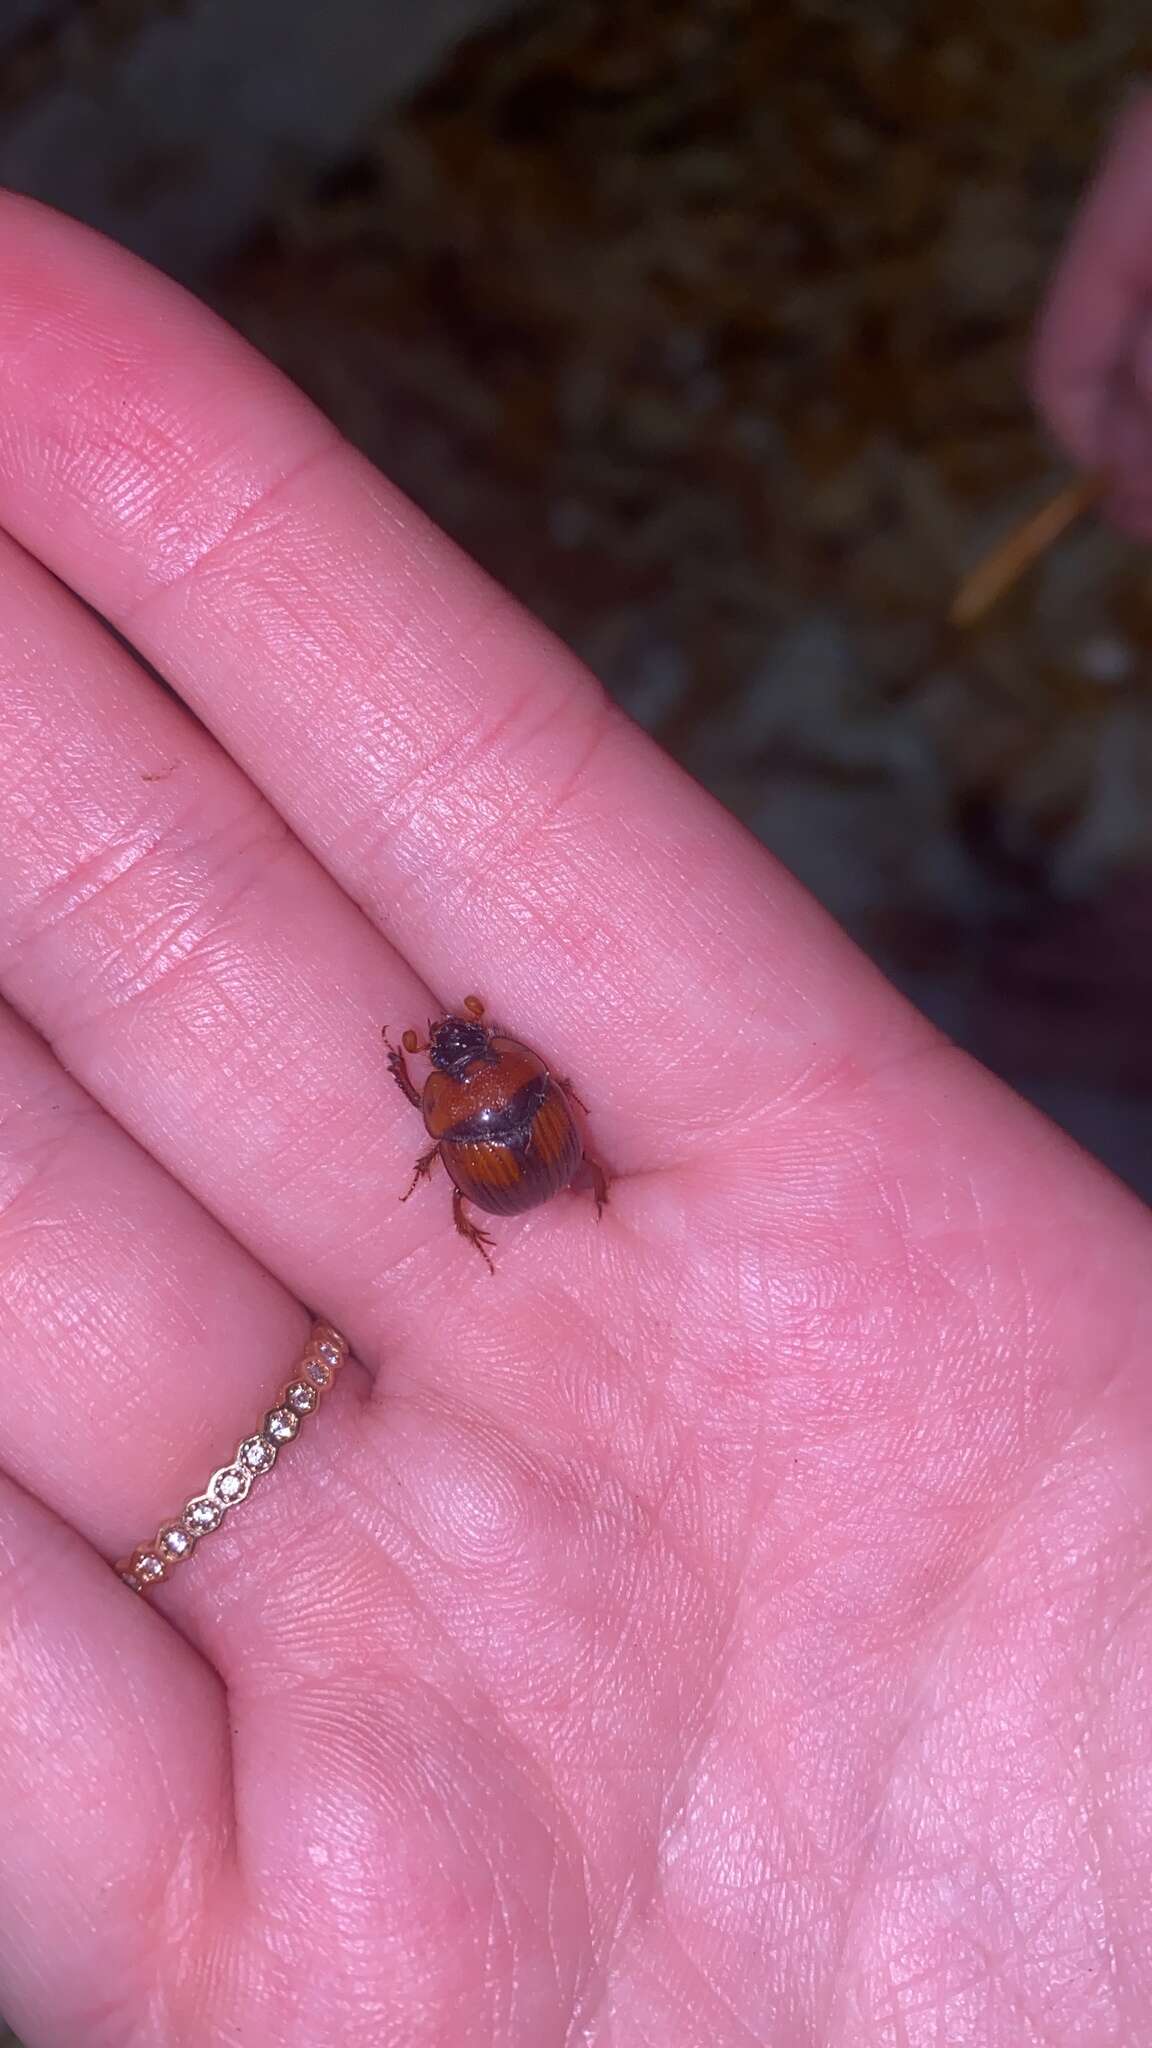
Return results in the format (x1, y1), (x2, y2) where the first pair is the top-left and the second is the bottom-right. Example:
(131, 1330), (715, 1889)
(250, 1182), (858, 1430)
(0, 120), (1148, 2043)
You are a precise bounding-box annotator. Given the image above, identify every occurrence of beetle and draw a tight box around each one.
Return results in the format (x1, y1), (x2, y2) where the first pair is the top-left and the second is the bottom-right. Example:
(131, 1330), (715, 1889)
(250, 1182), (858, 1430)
(383, 995), (608, 1271)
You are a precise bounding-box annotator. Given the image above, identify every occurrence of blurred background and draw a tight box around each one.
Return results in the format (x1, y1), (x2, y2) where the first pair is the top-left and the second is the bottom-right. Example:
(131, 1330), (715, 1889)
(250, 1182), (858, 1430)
(0, 0), (1150, 1229)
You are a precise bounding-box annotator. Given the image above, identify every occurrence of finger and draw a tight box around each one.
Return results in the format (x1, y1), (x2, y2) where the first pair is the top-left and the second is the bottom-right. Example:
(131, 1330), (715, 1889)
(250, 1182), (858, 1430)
(0, 994), (328, 1560)
(1032, 89), (1152, 468)
(0, 977), (400, 1849)
(0, 528), (613, 1315)
(0, 1473), (229, 2048)
(0, 193), (927, 1144)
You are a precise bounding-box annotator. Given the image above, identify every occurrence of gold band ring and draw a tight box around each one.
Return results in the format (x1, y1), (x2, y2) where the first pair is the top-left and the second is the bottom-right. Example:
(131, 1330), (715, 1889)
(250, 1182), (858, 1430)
(116, 1320), (348, 1593)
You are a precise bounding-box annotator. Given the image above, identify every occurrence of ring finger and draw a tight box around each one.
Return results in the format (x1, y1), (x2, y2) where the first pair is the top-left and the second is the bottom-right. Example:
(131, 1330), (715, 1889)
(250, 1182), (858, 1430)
(0, 992), (360, 1633)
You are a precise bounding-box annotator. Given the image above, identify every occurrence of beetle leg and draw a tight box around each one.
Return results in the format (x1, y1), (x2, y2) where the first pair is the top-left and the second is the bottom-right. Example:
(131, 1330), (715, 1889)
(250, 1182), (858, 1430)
(401, 1145), (440, 1202)
(452, 1188), (497, 1274)
(382, 1028), (422, 1108)
(554, 1073), (589, 1114)
(572, 1155), (609, 1215)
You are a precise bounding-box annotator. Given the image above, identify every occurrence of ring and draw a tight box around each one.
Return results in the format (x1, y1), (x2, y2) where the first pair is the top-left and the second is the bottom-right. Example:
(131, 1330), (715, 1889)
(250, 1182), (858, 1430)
(116, 1320), (348, 1593)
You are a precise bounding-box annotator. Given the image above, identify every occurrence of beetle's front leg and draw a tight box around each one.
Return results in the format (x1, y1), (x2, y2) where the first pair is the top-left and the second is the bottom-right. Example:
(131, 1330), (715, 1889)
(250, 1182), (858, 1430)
(383, 1027), (422, 1108)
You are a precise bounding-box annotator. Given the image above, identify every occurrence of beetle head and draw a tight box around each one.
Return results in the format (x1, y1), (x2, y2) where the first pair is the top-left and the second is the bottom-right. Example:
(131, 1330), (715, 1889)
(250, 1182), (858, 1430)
(429, 1013), (493, 1079)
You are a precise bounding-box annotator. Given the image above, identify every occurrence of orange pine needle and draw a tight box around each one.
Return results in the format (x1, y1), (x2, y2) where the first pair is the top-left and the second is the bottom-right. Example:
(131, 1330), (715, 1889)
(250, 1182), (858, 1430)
(949, 474), (1103, 630)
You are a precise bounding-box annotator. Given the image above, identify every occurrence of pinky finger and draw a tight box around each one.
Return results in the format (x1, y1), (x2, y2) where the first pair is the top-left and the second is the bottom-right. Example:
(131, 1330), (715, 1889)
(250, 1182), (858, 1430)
(0, 1478), (230, 2048)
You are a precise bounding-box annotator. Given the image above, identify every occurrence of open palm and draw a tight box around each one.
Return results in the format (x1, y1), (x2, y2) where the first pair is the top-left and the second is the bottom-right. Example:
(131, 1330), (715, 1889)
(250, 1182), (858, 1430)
(1, 197), (1151, 2048)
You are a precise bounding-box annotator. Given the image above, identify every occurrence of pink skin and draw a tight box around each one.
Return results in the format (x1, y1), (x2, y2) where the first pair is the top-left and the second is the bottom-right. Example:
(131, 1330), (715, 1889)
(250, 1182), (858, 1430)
(0, 193), (1149, 2048)
(1032, 87), (1152, 534)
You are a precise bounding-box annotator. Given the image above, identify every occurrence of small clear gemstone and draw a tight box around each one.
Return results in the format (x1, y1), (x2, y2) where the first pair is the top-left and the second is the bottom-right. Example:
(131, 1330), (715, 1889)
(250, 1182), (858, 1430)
(286, 1381), (317, 1413)
(136, 1553), (164, 1583)
(120, 1568), (140, 1590)
(184, 1497), (222, 1533)
(265, 1407), (299, 1442)
(316, 1338), (342, 1365)
(210, 1465), (250, 1506)
(240, 1435), (276, 1473)
(306, 1356), (332, 1388)
(158, 1524), (191, 1559)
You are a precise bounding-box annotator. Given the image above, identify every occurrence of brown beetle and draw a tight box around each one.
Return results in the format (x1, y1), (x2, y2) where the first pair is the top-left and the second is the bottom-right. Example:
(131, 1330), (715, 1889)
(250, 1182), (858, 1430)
(384, 995), (608, 1270)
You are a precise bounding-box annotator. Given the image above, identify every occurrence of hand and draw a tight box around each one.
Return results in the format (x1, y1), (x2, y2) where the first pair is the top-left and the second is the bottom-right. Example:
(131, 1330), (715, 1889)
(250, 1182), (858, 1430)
(0, 194), (1150, 2048)
(1033, 86), (1152, 534)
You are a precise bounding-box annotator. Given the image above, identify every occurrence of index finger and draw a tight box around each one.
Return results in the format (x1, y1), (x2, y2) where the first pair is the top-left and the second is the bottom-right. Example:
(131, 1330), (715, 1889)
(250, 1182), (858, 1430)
(0, 194), (927, 1142)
